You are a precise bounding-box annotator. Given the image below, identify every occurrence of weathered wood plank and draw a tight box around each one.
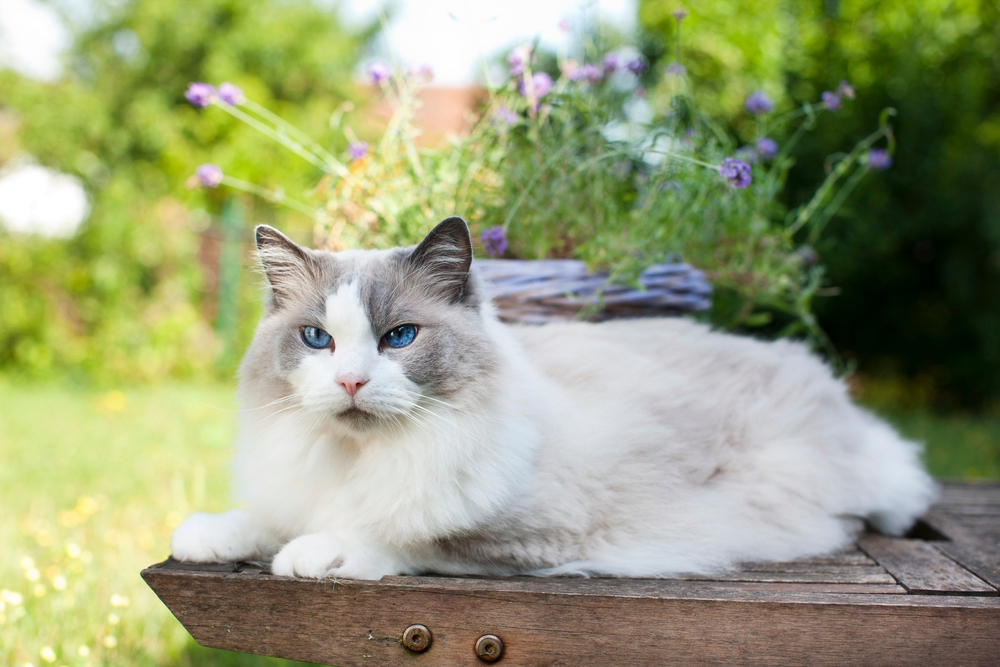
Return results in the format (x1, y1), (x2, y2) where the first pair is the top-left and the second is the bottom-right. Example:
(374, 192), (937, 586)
(920, 509), (986, 544)
(857, 534), (996, 596)
(935, 542), (1000, 592)
(934, 504), (1000, 517)
(938, 482), (1000, 506)
(740, 550), (876, 568)
(679, 566), (896, 585)
(142, 560), (1000, 667)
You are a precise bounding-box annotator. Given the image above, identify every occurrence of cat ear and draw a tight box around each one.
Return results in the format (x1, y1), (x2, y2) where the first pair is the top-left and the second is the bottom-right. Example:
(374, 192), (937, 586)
(255, 225), (316, 308)
(408, 217), (473, 302)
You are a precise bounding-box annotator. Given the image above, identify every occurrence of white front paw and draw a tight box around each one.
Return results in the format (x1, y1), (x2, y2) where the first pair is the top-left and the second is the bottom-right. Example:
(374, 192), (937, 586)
(171, 510), (274, 563)
(271, 533), (402, 580)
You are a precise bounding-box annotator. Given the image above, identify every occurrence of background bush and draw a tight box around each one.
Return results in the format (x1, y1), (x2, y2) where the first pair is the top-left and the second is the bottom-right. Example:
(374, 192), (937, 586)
(0, 0), (368, 382)
(640, 0), (1000, 409)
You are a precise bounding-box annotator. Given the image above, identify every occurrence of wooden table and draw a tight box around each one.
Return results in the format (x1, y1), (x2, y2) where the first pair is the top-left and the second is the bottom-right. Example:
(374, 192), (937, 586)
(143, 482), (1000, 666)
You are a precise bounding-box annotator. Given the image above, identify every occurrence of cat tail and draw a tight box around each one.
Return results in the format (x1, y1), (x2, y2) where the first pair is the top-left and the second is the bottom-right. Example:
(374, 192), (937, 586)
(859, 411), (938, 536)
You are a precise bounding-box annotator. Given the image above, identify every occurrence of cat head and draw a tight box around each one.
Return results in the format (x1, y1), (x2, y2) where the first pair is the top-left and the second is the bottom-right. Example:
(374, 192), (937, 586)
(239, 217), (500, 434)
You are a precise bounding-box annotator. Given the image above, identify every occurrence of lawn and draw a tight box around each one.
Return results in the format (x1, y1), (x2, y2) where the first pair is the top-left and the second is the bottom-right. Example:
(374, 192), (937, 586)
(0, 382), (310, 667)
(1, 381), (997, 667)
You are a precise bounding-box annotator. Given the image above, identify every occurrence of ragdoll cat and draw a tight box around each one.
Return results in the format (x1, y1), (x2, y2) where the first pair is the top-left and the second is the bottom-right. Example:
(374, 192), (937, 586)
(171, 217), (936, 579)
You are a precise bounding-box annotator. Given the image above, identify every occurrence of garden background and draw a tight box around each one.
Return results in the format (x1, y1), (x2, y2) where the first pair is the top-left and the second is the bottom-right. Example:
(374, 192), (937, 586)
(1, 0), (998, 665)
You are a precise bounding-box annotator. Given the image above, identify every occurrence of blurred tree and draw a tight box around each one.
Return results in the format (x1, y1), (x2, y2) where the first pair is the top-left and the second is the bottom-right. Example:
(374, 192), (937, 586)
(0, 0), (368, 381)
(640, 0), (1000, 408)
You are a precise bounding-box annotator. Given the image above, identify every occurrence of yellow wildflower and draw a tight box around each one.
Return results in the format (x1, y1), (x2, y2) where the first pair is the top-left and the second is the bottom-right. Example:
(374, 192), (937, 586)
(110, 594), (130, 608)
(104, 390), (126, 412)
(108, 613), (120, 625)
(1, 589), (24, 605)
(102, 635), (117, 649)
(76, 496), (99, 516)
(33, 584), (46, 597)
(20, 556), (34, 569)
(26, 567), (40, 581)
(40, 647), (56, 663)
(77, 646), (90, 657)
(67, 543), (82, 558)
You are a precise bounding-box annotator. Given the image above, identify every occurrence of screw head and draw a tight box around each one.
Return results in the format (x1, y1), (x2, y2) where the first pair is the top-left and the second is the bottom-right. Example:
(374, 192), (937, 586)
(475, 634), (504, 662)
(402, 624), (431, 652)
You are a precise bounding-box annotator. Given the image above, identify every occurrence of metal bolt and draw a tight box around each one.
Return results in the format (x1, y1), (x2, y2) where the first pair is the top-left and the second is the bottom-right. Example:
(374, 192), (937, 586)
(475, 634), (504, 662)
(402, 624), (431, 652)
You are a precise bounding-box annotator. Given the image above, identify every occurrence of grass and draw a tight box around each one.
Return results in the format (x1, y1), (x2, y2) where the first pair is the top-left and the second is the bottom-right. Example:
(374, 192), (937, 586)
(0, 381), (996, 667)
(0, 381), (310, 667)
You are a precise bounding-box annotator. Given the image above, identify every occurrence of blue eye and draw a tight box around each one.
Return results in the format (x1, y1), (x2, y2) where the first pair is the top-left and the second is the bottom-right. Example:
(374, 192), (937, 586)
(301, 326), (333, 349)
(383, 324), (417, 349)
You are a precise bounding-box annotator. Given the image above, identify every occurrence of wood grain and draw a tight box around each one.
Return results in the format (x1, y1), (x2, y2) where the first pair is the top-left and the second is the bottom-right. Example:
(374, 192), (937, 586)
(143, 560), (1000, 667)
(857, 534), (996, 595)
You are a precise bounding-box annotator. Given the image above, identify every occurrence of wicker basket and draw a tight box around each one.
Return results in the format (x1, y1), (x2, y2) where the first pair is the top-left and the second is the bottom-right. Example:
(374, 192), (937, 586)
(476, 259), (713, 324)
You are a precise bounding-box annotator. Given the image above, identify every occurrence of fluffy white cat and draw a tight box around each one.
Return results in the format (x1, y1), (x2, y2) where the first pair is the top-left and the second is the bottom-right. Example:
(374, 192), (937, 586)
(171, 217), (936, 579)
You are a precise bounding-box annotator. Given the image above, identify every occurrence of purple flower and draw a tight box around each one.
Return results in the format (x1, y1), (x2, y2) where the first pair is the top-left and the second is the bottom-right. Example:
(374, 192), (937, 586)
(664, 62), (686, 77)
(518, 72), (553, 99)
(368, 61), (390, 85)
(744, 90), (774, 115)
(558, 18), (571, 32)
(602, 52), (619, 74)
(735, 146), (759, 164)
(409, 63), (434, 80)
(867, 149), (893, 171)
(572, 63), (603, 83)
(184, 82), (215, 108)
(821, 91), (841, 111)
(508, 45), (531, 77)
(672, 8), (689, 22)
(348, 141), (368, 161)
(755, 137), (778, 160)
(217, 82), (245, 106)
(194, 163), (223, 188)
(560, 59), (581, 79)
(481, 227), (508, 257)
(837, 80), (856, 100)
(626, 56), (646, 75)
(718, 157), (752, 189)
(493, 105), (519, 126)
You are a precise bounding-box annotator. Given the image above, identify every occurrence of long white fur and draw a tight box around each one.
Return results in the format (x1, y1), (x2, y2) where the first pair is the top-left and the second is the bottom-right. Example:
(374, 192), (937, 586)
(172, 255), (937, 580)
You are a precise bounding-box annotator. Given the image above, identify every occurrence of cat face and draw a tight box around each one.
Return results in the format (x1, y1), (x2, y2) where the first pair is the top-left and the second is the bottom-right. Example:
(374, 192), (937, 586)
(241, 218), (500, 433)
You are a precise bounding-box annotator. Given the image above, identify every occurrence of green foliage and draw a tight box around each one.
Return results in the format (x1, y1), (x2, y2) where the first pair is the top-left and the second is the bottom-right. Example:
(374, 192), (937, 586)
(207, 37), (888, 345)
(0, 0), (366, 382)
(640, 0), (1000, 407)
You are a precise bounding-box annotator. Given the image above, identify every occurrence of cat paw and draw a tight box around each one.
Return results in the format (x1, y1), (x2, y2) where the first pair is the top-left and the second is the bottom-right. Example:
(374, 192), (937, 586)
(171, 510), (275, 563)
(270, 533), (401, 580)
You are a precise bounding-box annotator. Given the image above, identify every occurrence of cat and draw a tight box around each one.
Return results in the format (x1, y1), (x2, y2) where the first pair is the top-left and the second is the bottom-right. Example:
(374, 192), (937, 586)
(171, 217), (937, 579)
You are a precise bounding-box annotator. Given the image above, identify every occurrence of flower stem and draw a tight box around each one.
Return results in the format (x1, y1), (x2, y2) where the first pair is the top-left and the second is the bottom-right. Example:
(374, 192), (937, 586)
(220, 176), (318, 218)
(240, 99), (346, 169)
(788, 124), (887, 237)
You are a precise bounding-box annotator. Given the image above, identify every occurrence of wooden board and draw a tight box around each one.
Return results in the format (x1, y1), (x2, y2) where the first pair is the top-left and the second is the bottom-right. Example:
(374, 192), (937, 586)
(857, 534), (996, 595)
(143, 483), (1000, 667)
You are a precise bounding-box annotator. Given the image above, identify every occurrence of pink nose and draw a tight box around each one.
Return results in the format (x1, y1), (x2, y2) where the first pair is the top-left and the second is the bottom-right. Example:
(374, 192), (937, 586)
(337, 374), (369, 398)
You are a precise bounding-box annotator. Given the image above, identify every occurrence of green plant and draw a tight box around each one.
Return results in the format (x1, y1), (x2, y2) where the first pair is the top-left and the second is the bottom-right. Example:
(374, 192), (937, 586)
(640, 0), (1000, 407)
(0, 0), (367, 383)
(184, 19), (895, 353)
